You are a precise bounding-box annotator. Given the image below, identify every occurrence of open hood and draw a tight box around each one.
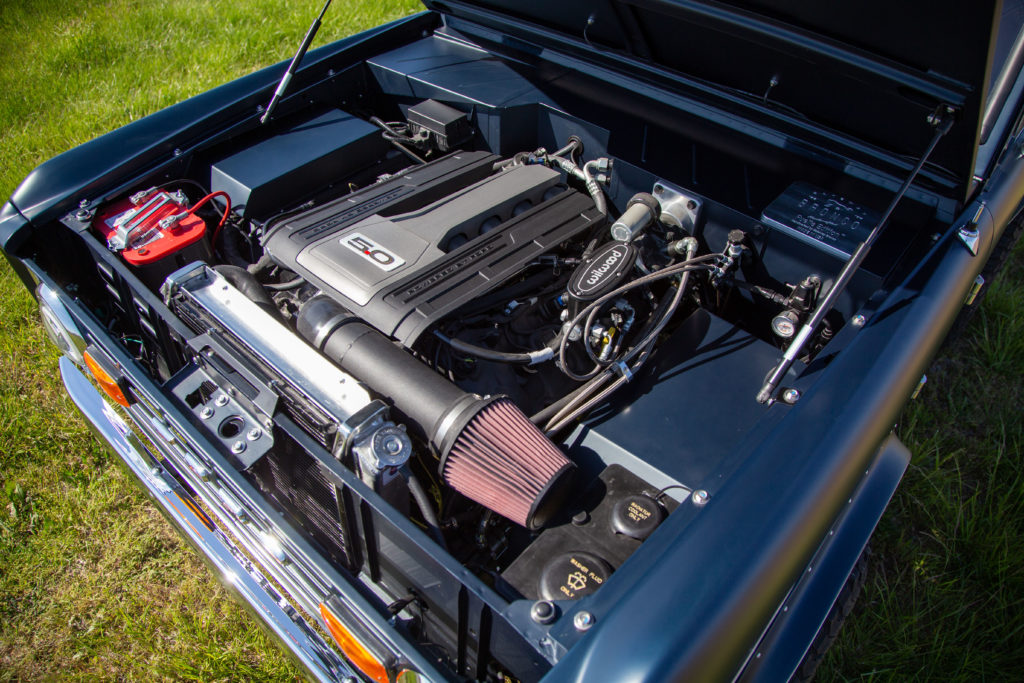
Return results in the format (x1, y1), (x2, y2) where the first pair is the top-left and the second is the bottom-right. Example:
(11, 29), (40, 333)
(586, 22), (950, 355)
(424, 0), (1005, 200)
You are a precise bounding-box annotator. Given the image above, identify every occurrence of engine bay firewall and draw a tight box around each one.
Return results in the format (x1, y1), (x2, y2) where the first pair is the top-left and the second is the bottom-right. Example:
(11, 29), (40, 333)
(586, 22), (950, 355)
(263, 151), (604, 345)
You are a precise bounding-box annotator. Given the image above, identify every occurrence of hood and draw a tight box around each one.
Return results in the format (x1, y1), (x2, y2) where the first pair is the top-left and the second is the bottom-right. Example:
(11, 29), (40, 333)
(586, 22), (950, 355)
(424, 0), (1005, 200)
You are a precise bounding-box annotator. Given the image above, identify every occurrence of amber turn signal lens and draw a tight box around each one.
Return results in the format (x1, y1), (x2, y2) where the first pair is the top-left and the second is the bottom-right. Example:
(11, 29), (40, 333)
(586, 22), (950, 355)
(83, 349), (131, 408)
(319, 602), (390, 683)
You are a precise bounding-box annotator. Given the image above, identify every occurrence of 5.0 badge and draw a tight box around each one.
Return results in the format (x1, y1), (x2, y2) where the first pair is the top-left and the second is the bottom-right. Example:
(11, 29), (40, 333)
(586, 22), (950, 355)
(341, 232), (405, 272)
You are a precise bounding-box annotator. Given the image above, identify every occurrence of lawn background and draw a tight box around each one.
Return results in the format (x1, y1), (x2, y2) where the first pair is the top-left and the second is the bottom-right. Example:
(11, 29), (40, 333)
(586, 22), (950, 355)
(1, 0), (1022, 680)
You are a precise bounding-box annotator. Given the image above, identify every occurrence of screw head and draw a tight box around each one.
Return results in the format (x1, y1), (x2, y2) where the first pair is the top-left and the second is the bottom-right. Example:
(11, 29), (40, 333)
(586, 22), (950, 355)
(691, 489), (709, 506)
(199, 406), (214, 420)
(531, 600), (557, 624)
(781, 388), (801, 404)
(214, 394), (229, 407)
(75, 208), (92, 222)
(231, 440), (246, 454)
(573, 611), (595, 631)
(851, 314), (867, 327)
(246, 427), (262, 441)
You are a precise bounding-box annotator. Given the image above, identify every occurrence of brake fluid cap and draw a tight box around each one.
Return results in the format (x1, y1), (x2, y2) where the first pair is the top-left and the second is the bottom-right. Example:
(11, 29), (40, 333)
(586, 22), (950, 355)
(538, 551), (613, 601)
(610, 495), (664, 540)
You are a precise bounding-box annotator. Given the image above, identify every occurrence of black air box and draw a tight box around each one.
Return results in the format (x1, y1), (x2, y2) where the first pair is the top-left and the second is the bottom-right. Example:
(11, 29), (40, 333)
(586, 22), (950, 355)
(210, 109), (388, 221)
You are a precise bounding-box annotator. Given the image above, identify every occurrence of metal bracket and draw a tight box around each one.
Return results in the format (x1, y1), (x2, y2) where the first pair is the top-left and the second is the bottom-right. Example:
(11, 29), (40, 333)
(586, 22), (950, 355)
(169, 364), (274, 469)
(652, 180), (703, 232)
(957, 203), (986, 255)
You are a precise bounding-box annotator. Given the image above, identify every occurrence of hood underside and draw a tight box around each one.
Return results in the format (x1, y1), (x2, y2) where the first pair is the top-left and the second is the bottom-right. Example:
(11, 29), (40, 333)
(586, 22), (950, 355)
(425, 0), (1004, 200)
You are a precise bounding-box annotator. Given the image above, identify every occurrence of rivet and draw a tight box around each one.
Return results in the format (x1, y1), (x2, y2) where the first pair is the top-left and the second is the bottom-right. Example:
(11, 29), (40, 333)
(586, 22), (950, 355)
(573, 611), (595, 631)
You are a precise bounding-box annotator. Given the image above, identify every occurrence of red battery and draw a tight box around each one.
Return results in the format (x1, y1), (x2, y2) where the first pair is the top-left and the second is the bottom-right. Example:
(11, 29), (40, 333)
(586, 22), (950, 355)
(93, 188), (213, 289)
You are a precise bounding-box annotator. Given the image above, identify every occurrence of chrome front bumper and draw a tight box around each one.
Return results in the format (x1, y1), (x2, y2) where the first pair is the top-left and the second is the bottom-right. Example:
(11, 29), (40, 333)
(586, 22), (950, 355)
(60, 355), (354, 682)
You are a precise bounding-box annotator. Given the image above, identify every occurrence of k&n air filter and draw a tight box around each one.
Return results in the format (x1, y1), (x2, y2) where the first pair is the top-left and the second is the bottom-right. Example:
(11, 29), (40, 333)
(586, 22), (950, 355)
(441, 398), (574, 530)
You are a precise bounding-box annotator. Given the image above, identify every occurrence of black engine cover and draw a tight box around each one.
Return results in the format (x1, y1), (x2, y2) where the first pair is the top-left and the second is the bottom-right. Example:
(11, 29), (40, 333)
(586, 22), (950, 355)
(263, 151), (604, 345)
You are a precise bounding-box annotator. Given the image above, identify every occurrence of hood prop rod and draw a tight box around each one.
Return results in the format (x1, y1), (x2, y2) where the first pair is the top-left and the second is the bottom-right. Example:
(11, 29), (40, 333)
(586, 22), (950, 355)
(259, 0), (332, 125)
(756, 104), (955, 404)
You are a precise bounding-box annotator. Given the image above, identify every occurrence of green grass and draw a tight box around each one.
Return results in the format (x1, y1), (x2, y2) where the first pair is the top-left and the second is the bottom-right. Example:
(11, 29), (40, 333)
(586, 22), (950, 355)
(0, 1), (420, 680)
(0, 1), (1022, 680)
(817, 240), (1024, 680)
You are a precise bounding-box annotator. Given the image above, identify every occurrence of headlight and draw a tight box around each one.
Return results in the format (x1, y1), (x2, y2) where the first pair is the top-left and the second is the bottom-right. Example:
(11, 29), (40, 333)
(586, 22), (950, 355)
(36, 282), (86, 364)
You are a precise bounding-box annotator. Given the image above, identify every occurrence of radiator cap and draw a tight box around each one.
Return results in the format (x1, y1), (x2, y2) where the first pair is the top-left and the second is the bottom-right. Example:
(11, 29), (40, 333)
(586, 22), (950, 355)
(610, 494), (664, 540)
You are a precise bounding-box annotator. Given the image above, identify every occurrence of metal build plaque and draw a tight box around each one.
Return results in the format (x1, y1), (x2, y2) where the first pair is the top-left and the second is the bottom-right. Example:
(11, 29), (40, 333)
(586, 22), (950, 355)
(761, 182), (879, 260)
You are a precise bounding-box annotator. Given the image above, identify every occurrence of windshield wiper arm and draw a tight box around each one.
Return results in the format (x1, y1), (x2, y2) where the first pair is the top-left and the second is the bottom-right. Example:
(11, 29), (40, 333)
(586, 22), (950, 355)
(260, 0), (333, 125)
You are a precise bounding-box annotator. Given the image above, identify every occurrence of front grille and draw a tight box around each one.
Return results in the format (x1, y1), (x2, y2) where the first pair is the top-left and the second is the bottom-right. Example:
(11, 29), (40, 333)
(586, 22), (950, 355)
(264, 445), (353, 569)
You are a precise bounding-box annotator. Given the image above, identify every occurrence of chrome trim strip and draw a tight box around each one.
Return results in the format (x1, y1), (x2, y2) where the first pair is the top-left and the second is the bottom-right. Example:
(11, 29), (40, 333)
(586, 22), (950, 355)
(59, 356), (353, 683)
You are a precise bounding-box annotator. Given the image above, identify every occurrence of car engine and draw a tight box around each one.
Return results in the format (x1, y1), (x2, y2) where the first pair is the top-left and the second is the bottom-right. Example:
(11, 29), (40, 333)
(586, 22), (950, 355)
(85, 97), (870, 618)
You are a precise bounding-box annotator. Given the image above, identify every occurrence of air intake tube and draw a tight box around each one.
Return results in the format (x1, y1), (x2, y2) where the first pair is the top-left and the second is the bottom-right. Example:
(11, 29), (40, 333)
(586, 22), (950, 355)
(297, 296), (574, 529)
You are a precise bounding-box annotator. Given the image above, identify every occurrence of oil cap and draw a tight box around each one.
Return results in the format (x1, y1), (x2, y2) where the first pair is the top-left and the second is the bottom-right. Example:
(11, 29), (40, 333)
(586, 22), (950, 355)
(610, 495), (664, 540)
(538, 551), (613, 601)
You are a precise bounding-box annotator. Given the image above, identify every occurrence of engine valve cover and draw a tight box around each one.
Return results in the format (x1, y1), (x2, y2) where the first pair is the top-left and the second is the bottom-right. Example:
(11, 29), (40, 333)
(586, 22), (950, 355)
(264, 151), (604, 345)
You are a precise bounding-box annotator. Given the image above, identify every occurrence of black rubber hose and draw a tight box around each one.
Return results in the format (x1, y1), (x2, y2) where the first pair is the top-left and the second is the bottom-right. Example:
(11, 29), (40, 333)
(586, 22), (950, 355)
(212, 265), (283, 322)
(262, 274), (305, 291)
(434, 331), (556, 366)
(369, 116), (426, 164)
(247, 253), (275, 278)
(406, 472), (447, 549)
(218, 223), (252, 269)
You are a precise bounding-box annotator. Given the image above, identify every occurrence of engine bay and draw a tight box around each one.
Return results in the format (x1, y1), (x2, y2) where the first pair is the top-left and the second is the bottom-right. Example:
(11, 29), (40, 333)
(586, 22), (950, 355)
(85, 105), (908, 575)
(45, 27), (958, 679)
(91, 104), (881, 583)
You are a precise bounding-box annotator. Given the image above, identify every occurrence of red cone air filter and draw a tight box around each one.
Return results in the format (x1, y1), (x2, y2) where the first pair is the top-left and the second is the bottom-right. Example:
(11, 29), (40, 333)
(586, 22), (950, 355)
(441, 398), (575, 529)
